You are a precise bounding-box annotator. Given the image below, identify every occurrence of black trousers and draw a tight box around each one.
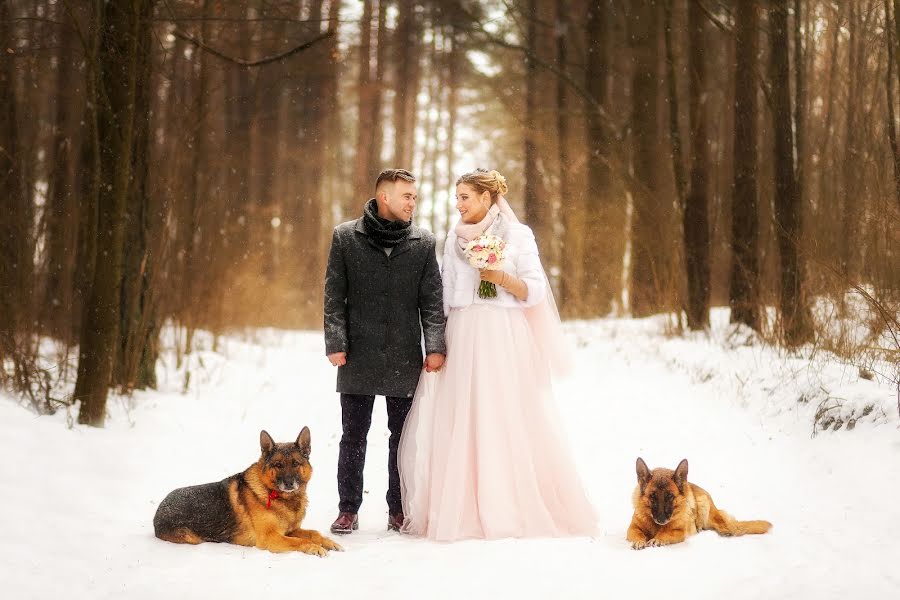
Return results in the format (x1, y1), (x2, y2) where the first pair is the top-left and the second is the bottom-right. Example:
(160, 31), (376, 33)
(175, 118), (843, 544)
(337, 393), (412, 515)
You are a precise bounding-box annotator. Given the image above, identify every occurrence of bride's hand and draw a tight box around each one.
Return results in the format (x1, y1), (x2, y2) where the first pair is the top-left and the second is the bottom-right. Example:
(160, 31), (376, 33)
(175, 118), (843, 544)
(479, 269), (505, 284)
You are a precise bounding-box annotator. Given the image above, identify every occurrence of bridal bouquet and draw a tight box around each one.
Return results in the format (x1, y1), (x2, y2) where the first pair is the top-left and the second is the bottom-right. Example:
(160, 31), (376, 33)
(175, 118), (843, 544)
(464, 234), (507, 299)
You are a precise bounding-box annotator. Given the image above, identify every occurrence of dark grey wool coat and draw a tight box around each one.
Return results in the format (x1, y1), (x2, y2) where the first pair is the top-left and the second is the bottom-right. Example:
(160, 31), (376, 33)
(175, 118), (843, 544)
(323, 217), (446, 398)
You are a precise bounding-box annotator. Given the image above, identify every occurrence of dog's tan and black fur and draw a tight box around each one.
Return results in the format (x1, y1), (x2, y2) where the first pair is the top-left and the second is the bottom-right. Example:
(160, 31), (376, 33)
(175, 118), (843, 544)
(626, 457), (771, 550)
(153, 428), (342, 556)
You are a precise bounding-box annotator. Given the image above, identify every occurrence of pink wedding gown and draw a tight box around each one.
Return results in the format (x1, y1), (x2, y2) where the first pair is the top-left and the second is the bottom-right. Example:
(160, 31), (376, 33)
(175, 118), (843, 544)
(398, 302), (598, 541)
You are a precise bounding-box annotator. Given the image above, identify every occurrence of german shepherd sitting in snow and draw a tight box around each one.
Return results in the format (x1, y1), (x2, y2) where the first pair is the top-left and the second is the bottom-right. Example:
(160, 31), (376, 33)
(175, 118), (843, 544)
(626, 457), (771, 550)
(153, 428), (342, 556)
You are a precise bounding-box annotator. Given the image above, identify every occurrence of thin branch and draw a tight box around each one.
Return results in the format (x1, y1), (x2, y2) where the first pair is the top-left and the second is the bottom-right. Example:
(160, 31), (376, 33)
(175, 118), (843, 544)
(171, 28), (333, 67)
(154, 16), (348, 25)
(7, 17), (69, 27)
(162, 0), (333, 68)
(697, 0), (733, 34)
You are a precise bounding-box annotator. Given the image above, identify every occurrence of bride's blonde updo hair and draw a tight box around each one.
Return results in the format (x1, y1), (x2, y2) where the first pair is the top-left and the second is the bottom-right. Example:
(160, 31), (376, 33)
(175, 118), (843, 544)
(455, 168), (509, 203)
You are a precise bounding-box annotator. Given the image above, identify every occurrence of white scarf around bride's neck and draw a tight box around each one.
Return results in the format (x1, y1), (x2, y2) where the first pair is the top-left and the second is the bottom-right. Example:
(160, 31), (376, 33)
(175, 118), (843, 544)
(454, 204), (500, 249)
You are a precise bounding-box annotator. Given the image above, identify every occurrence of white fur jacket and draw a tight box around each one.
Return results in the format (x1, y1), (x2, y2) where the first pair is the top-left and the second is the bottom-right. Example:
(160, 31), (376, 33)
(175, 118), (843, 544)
(441, 222), (547, 316)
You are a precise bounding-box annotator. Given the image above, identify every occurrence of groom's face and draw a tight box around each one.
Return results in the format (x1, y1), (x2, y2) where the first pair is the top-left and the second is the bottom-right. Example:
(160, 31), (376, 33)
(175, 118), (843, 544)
(381, 180), (418, 223)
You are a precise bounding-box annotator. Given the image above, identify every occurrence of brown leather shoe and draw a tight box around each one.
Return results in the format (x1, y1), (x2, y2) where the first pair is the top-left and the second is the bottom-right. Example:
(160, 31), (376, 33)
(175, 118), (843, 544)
(387, 512), (404, 532)
(330, 512), (359, 534)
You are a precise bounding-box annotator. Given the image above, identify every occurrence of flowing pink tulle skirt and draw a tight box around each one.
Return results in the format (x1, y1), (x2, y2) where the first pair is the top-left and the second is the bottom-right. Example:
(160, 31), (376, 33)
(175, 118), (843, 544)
(399, 304), (598, 541)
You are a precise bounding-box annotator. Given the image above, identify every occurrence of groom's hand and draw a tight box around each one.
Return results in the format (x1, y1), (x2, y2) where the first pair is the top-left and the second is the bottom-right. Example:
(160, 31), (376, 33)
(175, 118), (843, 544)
(424, 353), (444, 373)
(327, 352), (346, 367)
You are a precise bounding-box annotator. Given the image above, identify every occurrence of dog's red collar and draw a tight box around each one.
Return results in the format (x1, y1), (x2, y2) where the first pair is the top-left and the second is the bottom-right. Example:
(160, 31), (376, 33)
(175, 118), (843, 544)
(267, 489), (279, 509)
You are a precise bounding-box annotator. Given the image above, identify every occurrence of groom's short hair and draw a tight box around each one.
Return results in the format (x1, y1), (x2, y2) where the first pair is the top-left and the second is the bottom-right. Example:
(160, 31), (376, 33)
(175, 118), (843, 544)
(375, 168), (416, 193)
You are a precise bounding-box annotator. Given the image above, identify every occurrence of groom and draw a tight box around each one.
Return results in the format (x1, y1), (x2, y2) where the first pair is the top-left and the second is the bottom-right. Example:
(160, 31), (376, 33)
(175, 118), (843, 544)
(323, 168), (446, 533)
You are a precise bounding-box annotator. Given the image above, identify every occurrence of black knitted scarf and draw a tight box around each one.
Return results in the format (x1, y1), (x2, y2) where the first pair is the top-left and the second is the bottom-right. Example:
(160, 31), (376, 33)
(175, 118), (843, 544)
(362, 198), (412, 248)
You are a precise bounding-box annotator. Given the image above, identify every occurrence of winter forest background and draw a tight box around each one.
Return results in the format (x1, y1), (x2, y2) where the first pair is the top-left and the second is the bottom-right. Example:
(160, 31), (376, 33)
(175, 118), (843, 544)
(0, 0), (898, 427)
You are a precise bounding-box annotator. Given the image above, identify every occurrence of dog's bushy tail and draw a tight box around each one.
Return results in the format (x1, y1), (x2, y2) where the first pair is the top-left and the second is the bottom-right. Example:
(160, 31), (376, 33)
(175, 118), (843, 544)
(709, 509), (772, 536)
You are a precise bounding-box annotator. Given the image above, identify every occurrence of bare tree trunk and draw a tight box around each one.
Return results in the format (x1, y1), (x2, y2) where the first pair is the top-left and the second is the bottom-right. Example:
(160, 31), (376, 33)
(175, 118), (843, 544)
(43, 9), (81, 341)
(583, 0), (618, 316)
(770, 0), (811, 346)
(793, 0), (806, 210)
(297, 0), (329, 326)
(370, 0), (388, 189)
(72, 1), (102, 345)
(0, 0), (27, 357)
(524, 0), (540, 239)
(75, 0), (156, 427)
(325, 0), (344, 201)
(664, 0), (686, 207)
(524, 0), (555, 264)
(419, 16), (438, 231)
(663, 0), (687, 328)
(250, 12), (286, 280)
(352, 0), (388, 212)
(629, 0), (664, 317)
(393, 0), (419, 168)
(445, 24), (459, 235)
(729, 0), (760, 330)
(353, 0), (375, 203)
(887, 0), (900, 209)
(181, 0), (212, 349)
(816, 3), (841, 237)
(116, 0), (157, 390)
(840, 2), (861, 278)
(558, 0), (581, 316)
(683, 0), (711, 329)
(226, 6), (253, 247)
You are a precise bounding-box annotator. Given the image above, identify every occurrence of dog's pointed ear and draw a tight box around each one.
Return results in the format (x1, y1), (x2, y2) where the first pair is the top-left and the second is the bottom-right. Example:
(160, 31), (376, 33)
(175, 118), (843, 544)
(673, 459), (689, 492)
(260, 430), (275, 455)
(296, 426), (311, 457)
(636, 457), (651, 491)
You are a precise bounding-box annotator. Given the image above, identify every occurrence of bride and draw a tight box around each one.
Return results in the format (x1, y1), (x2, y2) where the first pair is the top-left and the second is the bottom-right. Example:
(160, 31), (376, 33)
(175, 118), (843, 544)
(398, 168), (597, 541)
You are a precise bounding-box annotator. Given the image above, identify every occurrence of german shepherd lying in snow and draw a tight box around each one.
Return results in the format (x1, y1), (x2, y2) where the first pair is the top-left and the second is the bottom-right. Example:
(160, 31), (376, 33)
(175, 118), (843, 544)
(153, 428), (342, 556)
(626, 458), (771, 550)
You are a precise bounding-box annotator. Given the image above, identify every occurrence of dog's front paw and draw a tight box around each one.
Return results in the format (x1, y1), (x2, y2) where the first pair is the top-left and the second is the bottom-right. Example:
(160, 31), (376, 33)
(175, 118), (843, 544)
(321, 537), (344, 552)
(631, 538), (662, 550)
(303, 544), (328, 557)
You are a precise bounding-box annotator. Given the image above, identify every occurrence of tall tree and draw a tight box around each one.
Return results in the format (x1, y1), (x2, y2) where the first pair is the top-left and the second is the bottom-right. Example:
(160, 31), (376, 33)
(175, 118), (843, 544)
(629, 0), (665, 317)
(523, 0), (558, 271)
(524, 0), (542, 253)
(43, 7), (81, 341)
(887, 0), (900, 208)
(0, 0), (30, 359)
(353, 0), (376, 203)
(116, 0), (159, 389)
(393, 0), (420, 168)
(840, 1), (862, 278)
(557, 0), (581, 316)
(353, 0), (388, 212)
(583, 0), (619, 315)
(770, 0), (811, 346)
(72, 0), (102, 345)
(683, 0), (711, 329)
(74, 0), (156, 426)
(444, 23), (460, 235)
(729, 0), (760, 330)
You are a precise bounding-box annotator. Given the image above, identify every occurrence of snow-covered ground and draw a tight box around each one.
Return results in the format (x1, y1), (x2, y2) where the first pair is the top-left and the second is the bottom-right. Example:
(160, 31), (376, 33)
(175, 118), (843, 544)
(1, 309), (897, 599)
